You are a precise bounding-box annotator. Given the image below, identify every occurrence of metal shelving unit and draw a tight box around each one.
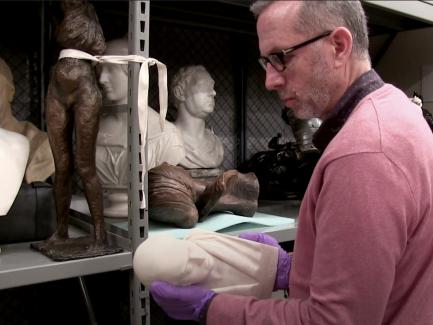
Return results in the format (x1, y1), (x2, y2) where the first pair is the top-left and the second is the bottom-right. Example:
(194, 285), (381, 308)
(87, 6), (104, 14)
(0, 2), (148, 324)
(0, 231), (131, 291)
(0, 0), (296, 322)
(14, 0), (433, 323)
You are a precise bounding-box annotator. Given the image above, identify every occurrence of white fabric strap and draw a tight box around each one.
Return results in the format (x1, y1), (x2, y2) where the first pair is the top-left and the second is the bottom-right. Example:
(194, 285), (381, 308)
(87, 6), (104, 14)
(59, 49), (168, 209)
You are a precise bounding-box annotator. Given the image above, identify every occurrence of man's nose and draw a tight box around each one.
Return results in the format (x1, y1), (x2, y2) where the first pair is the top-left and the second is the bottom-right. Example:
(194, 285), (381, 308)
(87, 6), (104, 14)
(265, 64), (285, 91)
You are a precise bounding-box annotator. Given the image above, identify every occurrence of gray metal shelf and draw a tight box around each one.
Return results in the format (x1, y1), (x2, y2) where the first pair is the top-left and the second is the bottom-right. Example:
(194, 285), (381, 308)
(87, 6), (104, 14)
(0, 3), (146, 325)
(0, 226), (132, 290)
(227, 223), (297, 243)
(0, 0), (303, 321)
(243, 199), (300, 242)
(71, 196), (300, 243)
(70, 195), (299, 243)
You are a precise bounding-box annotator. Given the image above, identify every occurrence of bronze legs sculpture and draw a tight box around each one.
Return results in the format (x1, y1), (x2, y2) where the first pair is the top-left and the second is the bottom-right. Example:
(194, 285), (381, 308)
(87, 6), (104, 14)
(45, 60), (106, 246)
(31, 0), (121, 260)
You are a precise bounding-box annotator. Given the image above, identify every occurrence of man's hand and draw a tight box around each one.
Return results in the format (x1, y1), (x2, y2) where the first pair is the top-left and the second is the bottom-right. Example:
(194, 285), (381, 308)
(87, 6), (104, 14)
(239, 232), (292, 290)
(150, 280), (217, 321)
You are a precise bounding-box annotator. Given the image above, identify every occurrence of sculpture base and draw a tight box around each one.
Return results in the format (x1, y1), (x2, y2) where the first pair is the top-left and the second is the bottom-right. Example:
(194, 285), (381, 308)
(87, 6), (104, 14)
(31, 236), (123, 261)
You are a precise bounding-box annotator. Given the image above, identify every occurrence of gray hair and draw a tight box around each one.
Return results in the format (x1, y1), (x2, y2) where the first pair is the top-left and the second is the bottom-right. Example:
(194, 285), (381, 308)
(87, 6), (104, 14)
(250, 0), (369, 60)
(170, 65), (209, 108)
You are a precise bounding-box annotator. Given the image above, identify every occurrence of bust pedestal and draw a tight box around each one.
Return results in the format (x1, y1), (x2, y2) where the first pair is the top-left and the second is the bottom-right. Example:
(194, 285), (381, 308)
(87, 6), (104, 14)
(95, 109), (128, 218)
(102, 188), (128, 218)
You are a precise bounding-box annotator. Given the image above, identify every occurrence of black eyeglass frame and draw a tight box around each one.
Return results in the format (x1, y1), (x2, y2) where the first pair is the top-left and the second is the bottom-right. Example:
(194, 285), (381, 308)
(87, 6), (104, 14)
(258, 30), (332, 72)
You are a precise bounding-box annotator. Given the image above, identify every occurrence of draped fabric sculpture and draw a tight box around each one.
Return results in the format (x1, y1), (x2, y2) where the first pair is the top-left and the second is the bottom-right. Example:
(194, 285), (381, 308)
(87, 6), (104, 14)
(133, 229), (278, 298)
(148, 163), (260, 228)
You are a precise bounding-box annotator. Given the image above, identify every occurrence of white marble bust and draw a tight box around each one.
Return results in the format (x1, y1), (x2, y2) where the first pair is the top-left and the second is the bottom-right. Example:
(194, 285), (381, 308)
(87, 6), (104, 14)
(171, 65), (224, 169)
(0, 57), (55, 183)
(95, 37), (185, 217)
(0, 128), (29, 216)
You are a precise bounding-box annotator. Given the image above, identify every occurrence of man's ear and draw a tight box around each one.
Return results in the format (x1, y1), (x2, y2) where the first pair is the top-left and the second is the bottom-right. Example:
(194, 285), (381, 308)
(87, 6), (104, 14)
(173, 85), (185, 102)
(329, 27), (353, 68)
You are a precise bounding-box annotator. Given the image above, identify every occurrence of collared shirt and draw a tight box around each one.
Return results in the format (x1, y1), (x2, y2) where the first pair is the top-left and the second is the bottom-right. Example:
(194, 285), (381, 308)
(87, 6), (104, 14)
(313, 69), (384, 152)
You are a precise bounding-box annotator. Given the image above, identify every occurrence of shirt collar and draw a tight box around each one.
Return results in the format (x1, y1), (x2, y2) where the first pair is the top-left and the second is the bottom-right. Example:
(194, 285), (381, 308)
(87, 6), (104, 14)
(312, 69), (384, 152)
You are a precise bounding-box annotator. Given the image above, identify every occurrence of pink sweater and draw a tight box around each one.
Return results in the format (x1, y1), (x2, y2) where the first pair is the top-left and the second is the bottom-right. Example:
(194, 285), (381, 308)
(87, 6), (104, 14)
(206, 84), (433, 324)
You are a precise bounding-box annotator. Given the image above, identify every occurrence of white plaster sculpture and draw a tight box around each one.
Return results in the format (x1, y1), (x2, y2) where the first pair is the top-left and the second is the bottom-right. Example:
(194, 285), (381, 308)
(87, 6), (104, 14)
(133, 229), (278, 298)
(0, 128), (29, 216)
(96, 37), (185, 217)
(0, 57), (55, 183)
(171, 65), (224, 169)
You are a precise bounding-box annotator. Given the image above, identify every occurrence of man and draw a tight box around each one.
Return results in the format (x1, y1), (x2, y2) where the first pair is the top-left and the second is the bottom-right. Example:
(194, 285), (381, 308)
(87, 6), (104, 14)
(172, 65), (224, 169)
(150, 1), (433, 324)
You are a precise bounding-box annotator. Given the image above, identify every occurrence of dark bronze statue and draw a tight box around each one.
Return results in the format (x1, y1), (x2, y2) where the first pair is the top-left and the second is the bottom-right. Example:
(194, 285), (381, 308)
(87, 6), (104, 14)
(239, 107), (321, 200)
(148, 163), (260, 228)
(32, 0), (121, 260)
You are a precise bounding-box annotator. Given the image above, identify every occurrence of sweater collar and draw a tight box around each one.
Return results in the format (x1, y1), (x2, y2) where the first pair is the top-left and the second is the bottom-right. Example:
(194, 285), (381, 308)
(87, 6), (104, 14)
(312, 69), (384, 152)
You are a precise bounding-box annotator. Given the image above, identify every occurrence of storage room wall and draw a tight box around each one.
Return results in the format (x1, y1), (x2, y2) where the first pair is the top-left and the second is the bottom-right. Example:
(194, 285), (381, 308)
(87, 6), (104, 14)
(147, 6), (295, 171)
(374, 26), (433, 113)
(0, 2), (43, 128)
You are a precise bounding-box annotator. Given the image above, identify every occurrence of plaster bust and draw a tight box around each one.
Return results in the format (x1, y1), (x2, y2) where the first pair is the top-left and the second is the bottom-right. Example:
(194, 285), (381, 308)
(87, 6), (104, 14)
(0, 128), (29, 216)
(95, 37), (185, 217)
(171, 65), (224, 169)
(0, 57), (55, 183)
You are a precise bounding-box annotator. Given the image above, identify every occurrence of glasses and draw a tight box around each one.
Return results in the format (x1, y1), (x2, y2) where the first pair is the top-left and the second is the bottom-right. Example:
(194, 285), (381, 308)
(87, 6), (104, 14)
(258, 31), (332, 72)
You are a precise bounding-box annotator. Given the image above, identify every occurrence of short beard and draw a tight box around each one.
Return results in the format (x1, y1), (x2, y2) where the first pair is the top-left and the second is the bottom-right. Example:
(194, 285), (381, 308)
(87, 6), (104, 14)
(296, 48), (333, 119)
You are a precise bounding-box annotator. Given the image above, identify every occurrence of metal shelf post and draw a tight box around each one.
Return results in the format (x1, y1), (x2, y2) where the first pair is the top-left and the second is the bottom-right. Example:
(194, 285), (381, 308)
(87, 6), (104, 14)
(128, 1), (150, 325)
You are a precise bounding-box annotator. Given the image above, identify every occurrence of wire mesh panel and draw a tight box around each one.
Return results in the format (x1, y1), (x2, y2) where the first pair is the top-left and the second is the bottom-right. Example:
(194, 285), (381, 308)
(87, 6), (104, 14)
(244, 37), (295, 161)
(1, 52), (39, 124)
(0, 2), (43, 128)
(0, 0), (297, 186)
(148, 21), (237, 170)
(148, 4), (295, 170)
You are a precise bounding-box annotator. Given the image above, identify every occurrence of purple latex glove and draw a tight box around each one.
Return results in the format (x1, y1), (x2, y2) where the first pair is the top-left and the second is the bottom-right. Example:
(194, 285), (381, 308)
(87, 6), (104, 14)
(150, 280), (217, 321)
(239, 232), (291, 290)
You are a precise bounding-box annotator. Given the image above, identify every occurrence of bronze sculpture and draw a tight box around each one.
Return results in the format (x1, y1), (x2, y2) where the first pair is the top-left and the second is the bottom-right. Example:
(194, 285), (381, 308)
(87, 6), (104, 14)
(32, 0), (121, 260)
(148, 163), (260, 228)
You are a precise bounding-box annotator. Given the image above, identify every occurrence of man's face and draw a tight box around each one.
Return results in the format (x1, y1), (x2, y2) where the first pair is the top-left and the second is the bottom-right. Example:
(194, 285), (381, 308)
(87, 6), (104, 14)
(184, 71), (216, 119)
(257, 1), (335, 120)
(97, 63), (128, 105)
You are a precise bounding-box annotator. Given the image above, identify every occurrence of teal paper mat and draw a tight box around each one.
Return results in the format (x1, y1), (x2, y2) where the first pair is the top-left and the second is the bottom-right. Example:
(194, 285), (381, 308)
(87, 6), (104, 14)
(71, 195), (295, 239)
(148, 212), (294, 238)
